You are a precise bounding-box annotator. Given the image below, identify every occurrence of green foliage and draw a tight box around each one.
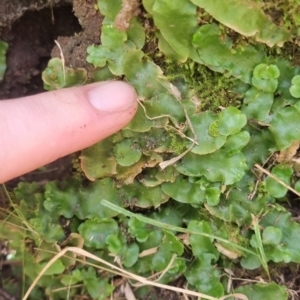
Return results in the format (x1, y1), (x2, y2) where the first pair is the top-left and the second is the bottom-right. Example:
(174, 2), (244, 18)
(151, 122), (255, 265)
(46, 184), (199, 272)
(7, 0), (300, 299)
(0, 40), (8, 81)
(190, 0), (291, 47)
(289, 74), (300, 98)
(42, 58), (87, 90)
(235, 282), (288, 300)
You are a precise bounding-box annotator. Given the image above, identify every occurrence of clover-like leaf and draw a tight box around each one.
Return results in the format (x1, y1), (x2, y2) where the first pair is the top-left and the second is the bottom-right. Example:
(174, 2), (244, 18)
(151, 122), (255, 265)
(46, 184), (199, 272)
(161, 175), (206, 205)
(42, 58), (87, 90)
(289, 75), (300, 98)
(262, 226), (282, 246)
(190, 0), (291, 47)
(223, 131), (250, 155)
(144, 93), (185, 126)
(265, 164), (293, 198)
(123, 243), (140, 267)
(242, 87), (274, 121)
(0, 40), (8, 81)
(176, 150), (247, 185)
(44, 179), (122, 219)
(269, 101), (300, 150)
(29, 215), (65, 243)
(251, 64), (280, 93)
(61, 269), (83, 286)
(251, 77), (278, 93)
(121, 181), (169, 208)
(80, 138), (117, 180)
(185, 255), (224, 297)
(240, 253), (261, 270)
(40, 259), (65, 276)
(253, 64), (280, 80)
(205, 187), (220, 206)
(113, 139), (142, 166)
(235, 282), (288, 300)
(127, 18), (146, 50)
(82, 268), (114, 300)
(151, 0), (197, 61)
(188, 221), (219, 260)
(97, 0), (122, 19)
(261, 210), (300, 262)
(190, 111), (226, 155)
(217, 107), (247, 136)
(128, 217), (155, 242)
(151, 231), (184, 271)
(78, 218), (119, 249)
(101, 22), (127, 48)
(192, 24), (265, 83)
(106, 234), (123, 253)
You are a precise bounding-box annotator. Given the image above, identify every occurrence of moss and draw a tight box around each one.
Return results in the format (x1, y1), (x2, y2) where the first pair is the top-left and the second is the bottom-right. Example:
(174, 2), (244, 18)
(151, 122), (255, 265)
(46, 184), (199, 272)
(163, 60), (243, 112)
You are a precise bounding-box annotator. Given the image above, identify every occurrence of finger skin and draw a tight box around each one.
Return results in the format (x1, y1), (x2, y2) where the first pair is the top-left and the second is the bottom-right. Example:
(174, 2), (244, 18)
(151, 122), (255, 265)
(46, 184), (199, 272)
(0, 81), (138, 183)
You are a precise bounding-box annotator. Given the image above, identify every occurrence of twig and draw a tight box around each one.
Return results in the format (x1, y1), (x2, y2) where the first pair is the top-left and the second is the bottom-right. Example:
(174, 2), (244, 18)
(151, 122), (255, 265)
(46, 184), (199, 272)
(22, 246), (248, 300)
(254, 164), (300, 197)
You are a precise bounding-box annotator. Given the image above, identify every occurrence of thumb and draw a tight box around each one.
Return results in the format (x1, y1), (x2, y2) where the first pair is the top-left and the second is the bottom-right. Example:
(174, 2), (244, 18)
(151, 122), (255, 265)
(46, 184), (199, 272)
(0, 81), (138, 183)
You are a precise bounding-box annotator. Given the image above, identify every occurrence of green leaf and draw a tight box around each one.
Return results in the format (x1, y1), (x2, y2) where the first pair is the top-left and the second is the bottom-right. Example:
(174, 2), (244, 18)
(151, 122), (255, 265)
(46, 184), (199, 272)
(261, 211), (300, 262)
(192, 24), (265, 83)
(42, 58), (87, 90)
(121, 182), (169, 208)
(29, 215), (65, 243)
(157, 32), (187, 61)
(190, 0), (291, 47)
(188, 221), (219, 260)
(80, 138), (117, 180)
(113, 139), (142, 166)
(44, 179), (123, 219)
(235, 282), (288, 300)
(78, 218), (119, 249)
(61, 269), (83, 286)
(40, 259), (65, 276)
(127, 18), (146, 50)
(144, 93), (185, 126)
(242, 126), (275, 167)
(152, 0), (198, 61)
(289, 75), (300, 98)
(97, 0), (122, 19)
(123, 243), (140, 267)
(242, 87), (274, 121)
(0, 40), (8, 81)
(185, 255), (224, 297)
(151, 231), (184, 271)
(217, 107), (247, 136)
(176, 150), (247, 185)
(265, 164), (293, 198)
(205, 187), (220, 206)
(82, 267), (114, 300)
(269, 101), (300, 150)
(240, 253), (261, 270)
(223, 131), (250, 155)
(262, 226), (282, 246)
(101, 22), (127, 48)
(190, 111), (226, 155)
(128, 217), (154, 242)
(106, 234), (123, 253)
(251, 77), (278, 93)
(161, 175), (206, 205)
(253, 64), (280, 80)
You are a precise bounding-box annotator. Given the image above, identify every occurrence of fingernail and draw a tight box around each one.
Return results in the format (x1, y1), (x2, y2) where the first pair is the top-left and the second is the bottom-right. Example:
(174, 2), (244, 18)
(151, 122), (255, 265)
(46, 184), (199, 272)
(88, 81), (137, 112)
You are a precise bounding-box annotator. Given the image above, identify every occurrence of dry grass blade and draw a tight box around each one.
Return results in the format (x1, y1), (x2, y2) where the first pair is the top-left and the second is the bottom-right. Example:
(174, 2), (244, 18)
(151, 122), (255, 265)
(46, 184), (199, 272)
(22, 247), (248, 300)
(254, 164), (300, 197)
